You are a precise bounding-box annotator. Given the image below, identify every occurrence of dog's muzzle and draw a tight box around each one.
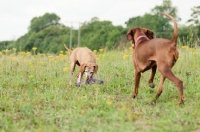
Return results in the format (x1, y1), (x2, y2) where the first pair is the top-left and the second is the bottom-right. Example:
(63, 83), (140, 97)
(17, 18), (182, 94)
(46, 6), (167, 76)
(85, 71), (94, 80)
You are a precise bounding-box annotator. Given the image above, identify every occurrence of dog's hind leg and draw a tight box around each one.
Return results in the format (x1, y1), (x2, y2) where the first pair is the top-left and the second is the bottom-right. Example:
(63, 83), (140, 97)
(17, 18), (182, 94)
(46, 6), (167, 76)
(152, 75), (165, 103)
(69, 63), (76, 85)
(159, 67), (184, 105)
(132, 71), (141, 98)
(148, 65), (157, 88)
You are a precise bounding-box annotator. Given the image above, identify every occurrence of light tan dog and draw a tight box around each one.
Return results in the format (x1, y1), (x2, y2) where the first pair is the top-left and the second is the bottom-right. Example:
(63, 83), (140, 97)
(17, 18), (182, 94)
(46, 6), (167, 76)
(126, 12), (183, 105)
(64, 44), (103, 86)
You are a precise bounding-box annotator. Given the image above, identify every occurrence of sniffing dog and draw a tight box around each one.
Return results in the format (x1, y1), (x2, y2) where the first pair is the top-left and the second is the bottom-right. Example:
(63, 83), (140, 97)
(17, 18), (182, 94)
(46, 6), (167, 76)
(64, 44), (103, 86)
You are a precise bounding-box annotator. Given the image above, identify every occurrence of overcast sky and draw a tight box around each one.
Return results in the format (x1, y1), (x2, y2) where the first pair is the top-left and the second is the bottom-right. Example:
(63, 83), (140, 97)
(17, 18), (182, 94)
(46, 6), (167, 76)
(0, 0), (199, 41)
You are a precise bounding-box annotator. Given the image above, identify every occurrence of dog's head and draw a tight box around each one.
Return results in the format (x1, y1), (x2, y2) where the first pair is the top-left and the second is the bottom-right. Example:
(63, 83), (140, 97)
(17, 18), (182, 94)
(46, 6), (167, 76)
(126, 28), (154, 44)
(79, 63), (98, 80)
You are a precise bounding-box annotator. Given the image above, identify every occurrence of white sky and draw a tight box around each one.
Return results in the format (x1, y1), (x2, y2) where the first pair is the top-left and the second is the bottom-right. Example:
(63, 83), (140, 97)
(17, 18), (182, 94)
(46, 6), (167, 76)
(0, 0), (199, 41)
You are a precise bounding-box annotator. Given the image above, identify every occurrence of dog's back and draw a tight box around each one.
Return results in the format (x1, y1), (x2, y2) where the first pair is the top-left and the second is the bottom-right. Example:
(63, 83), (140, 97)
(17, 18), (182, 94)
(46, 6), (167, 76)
(70, 47), (96, 65)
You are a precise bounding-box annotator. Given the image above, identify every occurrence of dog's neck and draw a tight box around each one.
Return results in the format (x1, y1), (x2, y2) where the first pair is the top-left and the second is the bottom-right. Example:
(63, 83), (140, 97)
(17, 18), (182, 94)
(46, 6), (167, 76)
(135, 36), (149, 45)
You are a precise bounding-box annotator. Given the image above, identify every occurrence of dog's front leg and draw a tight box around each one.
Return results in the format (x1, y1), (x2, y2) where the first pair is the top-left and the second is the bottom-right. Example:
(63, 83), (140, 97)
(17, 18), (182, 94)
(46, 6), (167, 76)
(133, 71), (141, 98)
(76, 72), (83, 86)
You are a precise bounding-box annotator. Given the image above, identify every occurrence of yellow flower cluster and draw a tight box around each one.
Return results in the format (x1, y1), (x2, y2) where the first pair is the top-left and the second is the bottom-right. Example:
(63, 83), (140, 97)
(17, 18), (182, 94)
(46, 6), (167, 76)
(32, 47), (37, 51)
(99, 48), (104, 52)
(93, 50), (97, 54)
(18, 52), (31, 55)
(182, 46), (188, 49)
(181, 46), (198, 55)
(122, 54), (129, 59)
(4, 49), (9, 53)
(63, 67), (68, 72)
(106, 99), (113, 105)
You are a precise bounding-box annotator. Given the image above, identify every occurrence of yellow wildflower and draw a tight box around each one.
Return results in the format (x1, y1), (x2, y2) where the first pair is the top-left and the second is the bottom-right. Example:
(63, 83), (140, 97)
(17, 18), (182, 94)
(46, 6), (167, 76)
(99, 48), (104, 52)
(192, 51), (198, 55)
(32, 47), (37, 51)
(63, 67), (68, 72)
(181, 46), (188, 49)
(93, 50), (97, 54)
(0, 52), (2, 56)
(106, 100), (112, 105)
(4, 49), (9, 53)
(39, 61), (44, 65)
(18, 52), (26, 55)
(59, 54), (64, 57)
(122, 54), (129, 59)
(26, 52), (31, 55)
(12, 48), (16, 51)
(29, 75), (34, 78)
(48, 55), (54, 59)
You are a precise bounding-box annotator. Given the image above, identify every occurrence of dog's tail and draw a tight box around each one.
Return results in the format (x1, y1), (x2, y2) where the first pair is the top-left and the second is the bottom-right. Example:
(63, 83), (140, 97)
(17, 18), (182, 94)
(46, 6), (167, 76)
(64, 44), (72, 53)
(161, 12), (178, 46)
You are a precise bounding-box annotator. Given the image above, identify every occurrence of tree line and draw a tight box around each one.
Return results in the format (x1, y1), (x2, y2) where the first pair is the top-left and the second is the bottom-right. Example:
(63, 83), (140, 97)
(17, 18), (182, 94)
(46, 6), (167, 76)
(0, 0), (200, 53)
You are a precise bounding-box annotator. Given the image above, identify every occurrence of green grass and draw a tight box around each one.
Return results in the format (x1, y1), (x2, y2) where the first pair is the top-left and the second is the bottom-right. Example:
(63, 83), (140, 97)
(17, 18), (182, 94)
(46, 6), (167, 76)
(0, 47), (200, 132)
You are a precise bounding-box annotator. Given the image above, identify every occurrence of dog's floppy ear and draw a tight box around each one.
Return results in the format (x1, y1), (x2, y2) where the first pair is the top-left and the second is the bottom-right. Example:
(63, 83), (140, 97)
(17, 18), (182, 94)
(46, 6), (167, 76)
(126, 28), (136, 44)
(93, 64), (98, 74)
(143, 28), (154, 39)
(79, 64), (86, 73)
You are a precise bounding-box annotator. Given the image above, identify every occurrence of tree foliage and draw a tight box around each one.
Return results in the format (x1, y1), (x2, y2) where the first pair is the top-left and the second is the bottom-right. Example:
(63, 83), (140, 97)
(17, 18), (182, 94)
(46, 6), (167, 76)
(80, 18), (123, 50)
(0, 0), (199, 53)
(187, 6), (200, 38)
(29, 13), (61, 32)
(125, 0), (180, 39)
(187, 6), (200, 26)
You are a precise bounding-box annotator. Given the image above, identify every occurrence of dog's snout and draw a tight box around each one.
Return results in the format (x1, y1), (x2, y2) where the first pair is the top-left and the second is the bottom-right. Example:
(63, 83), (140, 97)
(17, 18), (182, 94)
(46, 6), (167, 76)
(85, 70), (94, 80)
(85, 70), (93, 74)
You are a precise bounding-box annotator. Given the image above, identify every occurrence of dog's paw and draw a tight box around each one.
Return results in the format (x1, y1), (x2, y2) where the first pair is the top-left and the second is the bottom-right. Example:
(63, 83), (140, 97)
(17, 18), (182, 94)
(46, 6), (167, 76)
(85, 80), (91, 85)
(76, 81), (83, 87)
(149, 83), (155, 88)
(132, 94), (137, 98)
(151, 95), (159, 104)
(178, 100), (184, 106)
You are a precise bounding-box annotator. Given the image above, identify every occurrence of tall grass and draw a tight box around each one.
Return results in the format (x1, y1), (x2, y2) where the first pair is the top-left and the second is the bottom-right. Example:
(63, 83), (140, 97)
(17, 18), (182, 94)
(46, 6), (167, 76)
(0, 46), (200, 132)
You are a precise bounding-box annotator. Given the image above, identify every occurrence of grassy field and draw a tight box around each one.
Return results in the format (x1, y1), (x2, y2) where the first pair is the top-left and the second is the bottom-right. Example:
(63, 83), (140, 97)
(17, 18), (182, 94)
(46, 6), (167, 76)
(0, 46), (200, 132)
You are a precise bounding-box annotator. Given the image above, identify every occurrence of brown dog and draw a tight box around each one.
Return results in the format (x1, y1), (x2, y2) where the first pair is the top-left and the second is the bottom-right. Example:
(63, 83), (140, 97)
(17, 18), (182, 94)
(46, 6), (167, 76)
(126, 12), (183, 105)
(64, 44), (103, 86)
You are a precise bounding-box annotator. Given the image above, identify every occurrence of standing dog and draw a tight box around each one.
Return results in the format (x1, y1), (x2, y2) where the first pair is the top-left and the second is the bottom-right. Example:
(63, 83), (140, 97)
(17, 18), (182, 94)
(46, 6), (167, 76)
(64, 44), (103, 86)
(126, 12), (183, 105)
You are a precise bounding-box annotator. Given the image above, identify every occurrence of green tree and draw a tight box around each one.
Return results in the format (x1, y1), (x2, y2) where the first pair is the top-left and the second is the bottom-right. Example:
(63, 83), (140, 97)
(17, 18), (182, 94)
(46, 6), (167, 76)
(29, 13), (61, 32)
(187, 6), (200, 26)
(80, 17), (123, 50)
(151, 0), (180, 20)
(125, 0), (180, 39)
(187, 6), (200, 37)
